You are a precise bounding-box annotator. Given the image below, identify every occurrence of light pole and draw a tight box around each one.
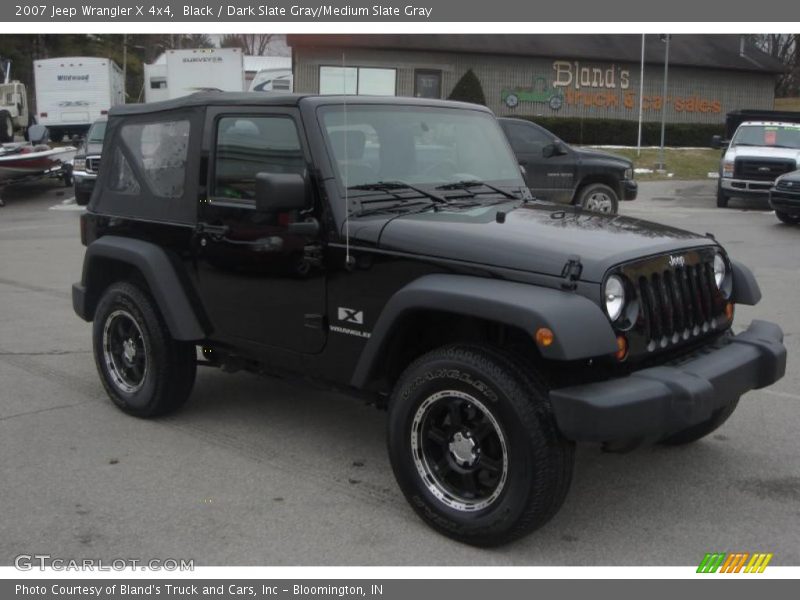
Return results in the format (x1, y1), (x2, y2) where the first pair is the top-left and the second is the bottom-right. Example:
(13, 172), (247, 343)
(122, 35), (146, 103)
(656, 34), (670, 171)
(636, 34), (645, 157)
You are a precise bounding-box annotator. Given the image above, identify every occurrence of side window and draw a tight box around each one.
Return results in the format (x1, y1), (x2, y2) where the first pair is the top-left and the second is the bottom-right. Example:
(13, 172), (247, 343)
(107, 146), (140, 195)
(503, 121), (551, 154)
(119, 120), (190, 198)
(213, 116), (303, 201)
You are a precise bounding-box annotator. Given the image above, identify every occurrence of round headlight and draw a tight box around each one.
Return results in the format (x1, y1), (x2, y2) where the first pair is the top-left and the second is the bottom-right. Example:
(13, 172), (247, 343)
(713, 254), (727, 288)
(604, 275), (626, 321)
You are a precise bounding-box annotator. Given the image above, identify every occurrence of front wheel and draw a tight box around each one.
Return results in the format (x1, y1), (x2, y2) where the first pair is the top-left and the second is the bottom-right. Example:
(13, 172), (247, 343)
(775, 210), (800, 225)
(93, 281), (196, 418)
(387, 345), (574, 547)
(576, 183), (619, 214)
(716, 183), (729, 208)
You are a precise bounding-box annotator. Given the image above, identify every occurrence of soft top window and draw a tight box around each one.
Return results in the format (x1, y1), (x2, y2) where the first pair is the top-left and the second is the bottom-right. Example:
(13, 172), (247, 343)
(120, 120), (190, 199)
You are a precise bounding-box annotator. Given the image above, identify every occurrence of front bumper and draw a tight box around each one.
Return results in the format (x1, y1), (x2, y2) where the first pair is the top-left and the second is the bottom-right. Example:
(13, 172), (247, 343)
(621, 179), (638, 201)
(550, 320), (786, 442)
(769, 188), (800, 216)
(720, 178), (772, 197)
(72, 170), (97, 194)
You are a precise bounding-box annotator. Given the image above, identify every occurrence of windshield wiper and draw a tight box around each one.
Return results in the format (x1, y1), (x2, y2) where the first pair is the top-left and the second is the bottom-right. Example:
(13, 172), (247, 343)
(349, 181), (451, 204)
(435, 180), (518, 200)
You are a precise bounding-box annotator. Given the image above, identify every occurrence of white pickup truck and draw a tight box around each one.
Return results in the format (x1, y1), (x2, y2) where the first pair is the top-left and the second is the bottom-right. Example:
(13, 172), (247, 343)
(714, 120), (800, 208)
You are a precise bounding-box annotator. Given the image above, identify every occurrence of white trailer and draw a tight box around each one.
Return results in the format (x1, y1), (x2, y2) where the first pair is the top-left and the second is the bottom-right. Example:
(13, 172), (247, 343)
(33, 57), (124, 142)
(154, 48), (244, 101)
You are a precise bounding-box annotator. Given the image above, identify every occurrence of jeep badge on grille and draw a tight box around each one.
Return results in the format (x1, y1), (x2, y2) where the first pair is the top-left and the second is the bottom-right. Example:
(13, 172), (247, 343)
(669, 255), (686, 268)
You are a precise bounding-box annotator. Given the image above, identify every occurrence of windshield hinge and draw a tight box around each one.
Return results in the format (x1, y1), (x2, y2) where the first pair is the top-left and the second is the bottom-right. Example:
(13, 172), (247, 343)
(560, 255), (583, 291)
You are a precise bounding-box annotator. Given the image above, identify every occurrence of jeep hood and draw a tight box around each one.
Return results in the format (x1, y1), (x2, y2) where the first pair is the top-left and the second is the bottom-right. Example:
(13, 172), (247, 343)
(370, 202), (715, 283)
(725, 145), (800, 163)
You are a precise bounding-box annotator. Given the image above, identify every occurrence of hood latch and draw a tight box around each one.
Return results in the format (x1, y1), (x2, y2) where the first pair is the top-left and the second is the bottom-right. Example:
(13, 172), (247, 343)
(560, 255), (583, 291)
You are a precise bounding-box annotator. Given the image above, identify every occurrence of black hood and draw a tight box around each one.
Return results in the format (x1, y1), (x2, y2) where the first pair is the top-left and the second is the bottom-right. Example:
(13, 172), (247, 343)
(368, 202), (715, 283)
(571, 147), (632, 168)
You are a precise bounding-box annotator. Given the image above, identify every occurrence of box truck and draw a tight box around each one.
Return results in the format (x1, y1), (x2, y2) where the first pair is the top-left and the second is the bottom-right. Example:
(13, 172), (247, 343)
(144, 48), (245, 103)
(33, 56), (124, 142)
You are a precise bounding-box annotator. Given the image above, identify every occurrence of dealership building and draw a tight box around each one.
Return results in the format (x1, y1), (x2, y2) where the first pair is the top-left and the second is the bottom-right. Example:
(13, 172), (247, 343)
(287, 35), (784, 125)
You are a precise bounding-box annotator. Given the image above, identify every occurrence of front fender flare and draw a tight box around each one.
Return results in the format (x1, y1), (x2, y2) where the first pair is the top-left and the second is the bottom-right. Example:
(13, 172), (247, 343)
(77, 236), (206, 341)
(350, 274), (617, 388)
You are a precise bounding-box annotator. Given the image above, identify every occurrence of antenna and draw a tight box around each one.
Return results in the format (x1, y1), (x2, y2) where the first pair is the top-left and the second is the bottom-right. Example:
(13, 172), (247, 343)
(342, 51), (355, 270)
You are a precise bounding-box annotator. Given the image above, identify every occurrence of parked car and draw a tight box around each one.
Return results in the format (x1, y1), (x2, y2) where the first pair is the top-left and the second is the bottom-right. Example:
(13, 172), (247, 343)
(73, 93), (785, 547)
(498, 117), (637, 214)
(769, 169), (800, 224)
(713, 121), (800, 208)
(72, 118), (106, 206)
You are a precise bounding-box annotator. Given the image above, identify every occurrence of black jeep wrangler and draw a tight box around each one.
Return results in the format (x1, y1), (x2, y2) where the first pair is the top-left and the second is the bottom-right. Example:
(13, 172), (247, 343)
(73, 93), (786, 547)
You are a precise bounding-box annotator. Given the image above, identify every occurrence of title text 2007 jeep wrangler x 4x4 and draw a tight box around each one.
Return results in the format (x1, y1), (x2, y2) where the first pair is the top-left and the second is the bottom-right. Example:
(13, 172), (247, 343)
(73, 93), (786, 546)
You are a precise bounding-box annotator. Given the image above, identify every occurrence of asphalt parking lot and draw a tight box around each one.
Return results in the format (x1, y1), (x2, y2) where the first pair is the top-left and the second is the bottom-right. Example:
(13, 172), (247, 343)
(0, 179), (797, 566)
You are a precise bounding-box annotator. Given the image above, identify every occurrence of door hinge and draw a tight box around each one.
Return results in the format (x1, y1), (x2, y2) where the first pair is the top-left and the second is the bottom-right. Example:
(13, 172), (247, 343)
(560, 255), (583, 291)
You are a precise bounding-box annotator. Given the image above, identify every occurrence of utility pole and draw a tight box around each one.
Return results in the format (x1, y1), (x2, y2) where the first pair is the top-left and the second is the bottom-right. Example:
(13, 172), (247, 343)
(636, 34), (645, 156)
(656, 34), (670, 171)
(122, 33), (127, 102)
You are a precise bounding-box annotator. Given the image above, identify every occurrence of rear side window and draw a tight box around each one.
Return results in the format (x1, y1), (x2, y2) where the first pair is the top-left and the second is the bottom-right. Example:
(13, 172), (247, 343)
(502, 121), (552, 154)
(213, 116), (303, 201)
(107, 147), (140, 195)
(119, 120), (190, 198)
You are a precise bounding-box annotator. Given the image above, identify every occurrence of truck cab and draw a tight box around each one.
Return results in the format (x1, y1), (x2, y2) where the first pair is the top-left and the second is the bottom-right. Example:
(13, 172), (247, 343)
(714, 120), (800, 207)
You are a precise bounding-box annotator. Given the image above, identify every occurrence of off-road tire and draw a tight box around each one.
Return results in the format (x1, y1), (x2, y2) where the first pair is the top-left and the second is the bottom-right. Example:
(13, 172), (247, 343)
(716, 183), (729, 208)
(0, 110), (14, 143)
(775, 211), (800, 225)
(93, 281), (196, 418)
(387, 344), (575, 547)
(75, 189), (91, 206)
(576, 183), (619, 214)
(659, 398), (739, 446)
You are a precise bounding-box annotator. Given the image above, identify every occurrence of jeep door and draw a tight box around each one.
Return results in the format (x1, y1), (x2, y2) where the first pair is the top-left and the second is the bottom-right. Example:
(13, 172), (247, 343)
(500, 119), (575, 203)
(195, 108), (327, 354)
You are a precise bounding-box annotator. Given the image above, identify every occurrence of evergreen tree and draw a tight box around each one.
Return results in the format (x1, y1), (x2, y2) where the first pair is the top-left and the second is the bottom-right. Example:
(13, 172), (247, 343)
(448, 68), (487, 106)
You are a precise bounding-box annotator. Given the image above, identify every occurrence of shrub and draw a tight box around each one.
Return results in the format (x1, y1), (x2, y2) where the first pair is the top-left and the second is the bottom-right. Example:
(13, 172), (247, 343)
(448, 69), (487, 106)
(515, 116), (725, 147)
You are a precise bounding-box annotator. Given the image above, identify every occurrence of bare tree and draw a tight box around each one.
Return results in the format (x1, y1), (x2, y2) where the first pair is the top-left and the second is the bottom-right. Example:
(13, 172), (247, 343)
(220, 34), (275, 55)
(753, 34), (799, 97)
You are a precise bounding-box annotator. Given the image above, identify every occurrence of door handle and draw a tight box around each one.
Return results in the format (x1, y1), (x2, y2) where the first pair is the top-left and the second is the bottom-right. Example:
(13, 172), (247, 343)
(196, 223), (230, 237)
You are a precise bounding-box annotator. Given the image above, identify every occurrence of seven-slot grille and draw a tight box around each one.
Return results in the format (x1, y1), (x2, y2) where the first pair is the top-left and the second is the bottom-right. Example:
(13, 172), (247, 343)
(733, 158), (795, 181)
(86, 157), (101, 173)
(618, 250), (728, 356)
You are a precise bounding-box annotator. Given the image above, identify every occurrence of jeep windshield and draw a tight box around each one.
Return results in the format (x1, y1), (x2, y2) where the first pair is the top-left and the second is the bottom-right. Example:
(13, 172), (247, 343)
(318, 105), (526, 208)
(731, 124), (800, 149)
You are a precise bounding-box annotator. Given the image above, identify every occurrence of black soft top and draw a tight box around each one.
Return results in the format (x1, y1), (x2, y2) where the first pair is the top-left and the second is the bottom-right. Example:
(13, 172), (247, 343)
(109, 92), (493, 116)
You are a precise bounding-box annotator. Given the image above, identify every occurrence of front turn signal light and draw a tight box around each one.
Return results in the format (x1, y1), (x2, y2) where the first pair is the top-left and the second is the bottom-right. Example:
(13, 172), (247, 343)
(725, 302), (735, 321)
(535, 328), (554, 348)
(615, 335), (628, 361)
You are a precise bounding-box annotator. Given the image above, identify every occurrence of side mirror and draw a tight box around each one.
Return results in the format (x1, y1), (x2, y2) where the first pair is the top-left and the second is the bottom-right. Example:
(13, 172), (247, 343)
(255, 172), (307, 213)
(543, 141), (567, 158)
(711, 135), (729, 150)
(27, 124), (49, 145)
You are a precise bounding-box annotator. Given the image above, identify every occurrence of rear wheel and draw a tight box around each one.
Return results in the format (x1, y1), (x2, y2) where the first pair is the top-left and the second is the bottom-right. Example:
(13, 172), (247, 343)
(775, 210), (800, 225)
(576, 183), (619, 214)
(93, 281), (196, 418)
(0, 110), (14, 143)
(387, 344), (574, 546)
(716, 183), (729, 208)
(660, 399), (739, 446)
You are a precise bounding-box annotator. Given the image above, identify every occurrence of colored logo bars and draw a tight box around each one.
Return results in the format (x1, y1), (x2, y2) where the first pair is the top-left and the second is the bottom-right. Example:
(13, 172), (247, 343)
(697, 552), (773, 573)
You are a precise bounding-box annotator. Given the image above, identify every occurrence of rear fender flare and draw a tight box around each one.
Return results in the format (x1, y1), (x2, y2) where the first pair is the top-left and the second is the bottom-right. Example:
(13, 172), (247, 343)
(79, 236), (205, 341)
